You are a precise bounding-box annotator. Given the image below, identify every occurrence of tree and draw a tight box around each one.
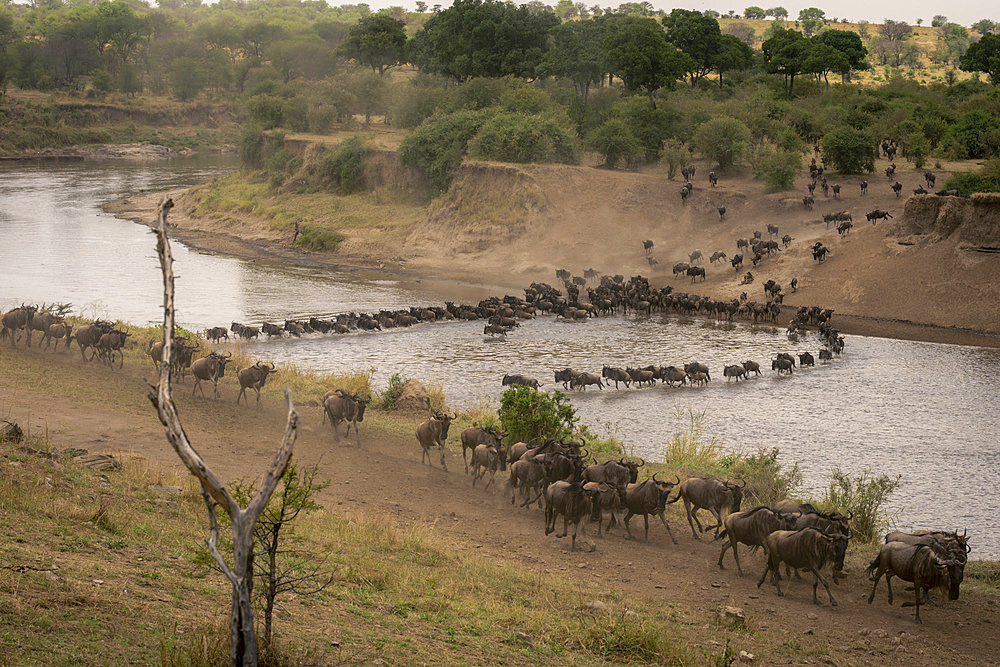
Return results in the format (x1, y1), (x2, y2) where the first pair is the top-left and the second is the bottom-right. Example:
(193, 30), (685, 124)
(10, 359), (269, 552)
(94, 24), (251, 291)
(822, 125), (875, 173)
(693, 116), (752, 169)
(803, 42), (848, 85)
(766, 6), (788, 20)
(338, 13), (407, 75)
(408, 0), (558, 81)
(661, 8), (722, 85)
(602, 15), (691, 107)
(797, 8), (825, 37)
(555, 0), (577, 19)
(716, 33), (754, 85)
(931, 14), (947, 28)
(151, 199), (301, 667)
(879, 19), (913, 43)
(971, 19), (996, 35)
(537, 20), (604, 102)
(744, 6), (765, 19)
(344, 69), (387, 126)
(960, 33), (1000, 82)
(168, 56), (202, 100)
(497, 386), (579, 445)
(415, 1), (427, 12)
(762, 26), (810, 96)
(934, 23), (970, 67)
(815, 29), (868, 81)
(724, 22), (756, 44)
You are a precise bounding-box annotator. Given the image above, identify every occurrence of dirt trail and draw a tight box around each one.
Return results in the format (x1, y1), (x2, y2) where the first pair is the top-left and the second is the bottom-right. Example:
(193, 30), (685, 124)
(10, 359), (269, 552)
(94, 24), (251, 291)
(2, 345), (997, 665)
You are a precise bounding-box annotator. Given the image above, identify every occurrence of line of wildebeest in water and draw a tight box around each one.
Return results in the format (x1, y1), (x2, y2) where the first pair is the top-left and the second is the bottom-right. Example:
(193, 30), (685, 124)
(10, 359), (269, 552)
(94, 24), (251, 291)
(408, 419), (971, 623)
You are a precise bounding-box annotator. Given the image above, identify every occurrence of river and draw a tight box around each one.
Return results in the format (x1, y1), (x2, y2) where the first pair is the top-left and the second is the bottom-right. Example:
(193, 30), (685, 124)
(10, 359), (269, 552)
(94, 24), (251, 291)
(1, 158), (997, 558)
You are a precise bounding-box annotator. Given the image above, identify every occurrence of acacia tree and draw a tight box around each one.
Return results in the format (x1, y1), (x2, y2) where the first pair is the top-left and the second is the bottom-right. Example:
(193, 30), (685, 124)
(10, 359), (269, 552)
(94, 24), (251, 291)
(537, 20), (604, 102)
(716, 33), (754, 85)
(960, 33), (1000, 82)
(338, 13), (407, 75)
(602, 15), (691, 108)
(150, 197), (300, 667)
(744, 6), (765, 19)
(661, 8), (721, 85)
(762, 26), (810, 96)
(814, 28), (868, 81)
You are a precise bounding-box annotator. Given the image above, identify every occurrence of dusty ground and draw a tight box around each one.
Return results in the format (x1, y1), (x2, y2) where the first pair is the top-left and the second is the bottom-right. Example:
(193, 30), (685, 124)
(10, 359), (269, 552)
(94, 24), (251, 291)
(106, 154), (1000, 345)
(2, 343), (998, 665)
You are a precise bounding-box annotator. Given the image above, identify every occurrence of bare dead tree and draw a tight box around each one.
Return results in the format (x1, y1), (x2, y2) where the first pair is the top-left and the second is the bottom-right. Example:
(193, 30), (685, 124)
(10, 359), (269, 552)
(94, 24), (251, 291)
(148, 196), (300, 667)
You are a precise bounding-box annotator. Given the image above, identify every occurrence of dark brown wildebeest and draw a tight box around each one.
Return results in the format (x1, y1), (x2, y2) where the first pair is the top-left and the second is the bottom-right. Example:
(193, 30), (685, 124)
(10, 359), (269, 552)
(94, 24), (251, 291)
(717, 206), (726, 219)
(731, 254), (743, 270)
(662, 366), (687, 386)
(323, 389), (370, 446)
(924, 172), (936, 187)
(236, 361), (276, 408)
(717, 506), (798, 575)
(802, 195), (814, 209)
(75, 321), (113, 361)
(643, 239), (654, 254)
(416, 412), (455, 470)
(866, 209), (893, 224)
(860, 180), (868, 194)
(507, 456), (547, 507)
(742, 360), (761, 376)
(205, 326), (229, 343)
(191, 352), (232, 399)
(766, 223), (778, 238)
(723, 364), (746, 381)
(831, 184), (841, 198)
(583, 481), (626, 537)
(501, 373), (540, 389)
(708, 171), (718, 186)
(544, 478), (602, 552)
(672, 262), (690, 275)
(891, 181), (903, 197)
(710, 251), (727, 264)
(668, 476), (744, 538)
(554, 368), (579, 389)
(683, 362), (710, 381)
(42, 322), (73, 351)
(569, 372), (604, 391)
(867, 542), (962, 623)
(622, 473), (680, 544)
(460, 426), (506, 475)
(1, 305), (38, 348)
(687, 266), (706, 283)
(758, 527), (847, 606)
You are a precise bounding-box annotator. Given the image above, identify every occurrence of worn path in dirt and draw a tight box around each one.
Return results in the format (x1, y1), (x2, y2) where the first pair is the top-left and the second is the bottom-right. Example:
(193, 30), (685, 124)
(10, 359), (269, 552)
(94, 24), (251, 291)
(1, 344), (997, 665)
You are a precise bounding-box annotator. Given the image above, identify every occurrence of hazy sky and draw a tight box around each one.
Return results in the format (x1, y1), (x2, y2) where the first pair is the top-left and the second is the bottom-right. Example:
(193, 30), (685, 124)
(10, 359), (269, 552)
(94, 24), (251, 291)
(358, 1), (996, 27)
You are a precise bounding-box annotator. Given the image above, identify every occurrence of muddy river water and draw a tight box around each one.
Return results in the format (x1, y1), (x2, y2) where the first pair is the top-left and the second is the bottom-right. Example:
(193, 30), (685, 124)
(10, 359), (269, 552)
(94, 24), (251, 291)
(1, 158), (998, 558)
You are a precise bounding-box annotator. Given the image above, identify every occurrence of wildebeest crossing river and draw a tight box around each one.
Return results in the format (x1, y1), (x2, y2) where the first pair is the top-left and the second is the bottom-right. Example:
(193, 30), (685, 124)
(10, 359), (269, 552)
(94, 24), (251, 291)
(1, 158), (998, 558)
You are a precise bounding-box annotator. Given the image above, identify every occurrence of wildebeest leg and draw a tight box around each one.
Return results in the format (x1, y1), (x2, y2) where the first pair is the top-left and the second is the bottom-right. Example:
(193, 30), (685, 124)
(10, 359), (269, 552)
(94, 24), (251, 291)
(886, 573), (894, 605)
(643, 514), (650, 542)
(704, 508), (723, 535)
(868, 567), (884, 604)
(683, 498), (700, 539)
(718, 540), (731, 569)
(439, 445), (447, 471)
(484, 470), (494, 491)
(236, 387), (246, 405)
(254, 387), (262, 408)
(810, 566), (835, 605)
(656, 511), (678, 544)
(354, 420), (361, 448)
(622, 510), (636, 540)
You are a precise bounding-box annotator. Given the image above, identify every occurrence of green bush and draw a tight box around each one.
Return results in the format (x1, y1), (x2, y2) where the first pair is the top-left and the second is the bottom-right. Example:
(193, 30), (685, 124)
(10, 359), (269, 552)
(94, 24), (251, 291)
(587, 118), (642, 169)
(821, 467), (901, 543)
(822, 125), (875, 174)
(378, 372), (408, 410)
(313, 135), (372, 193)
(497, 387), (578, 446)
(693, 116), (751, 170)
(468, 112), (579, 164)
(282, 95), (309, 132)
(719, 447), (802, 508)
(942, 160), (1000, 195)
(391, 84), (448, 129)
(940, 110), (1000, 159)
(398, 109), (495, 192)
(660, 141), (685, 179)
(907, 131), (931, 168)
(293, 223), (344, 252)
(239, 126), (266, 168)
(91, 69), (113, 93)
(615, 97), (680, 162)
(247, 94), (285, 130)
(754, 150), (800, 191)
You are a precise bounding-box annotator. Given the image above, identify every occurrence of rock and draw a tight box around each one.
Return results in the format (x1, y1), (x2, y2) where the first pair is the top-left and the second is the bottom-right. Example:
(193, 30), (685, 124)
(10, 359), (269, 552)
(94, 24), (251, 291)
(874, 629), (888, 639)
(40, 570), (58, 582)
(394, 380), (430, 411)
(807, 613), (819, 620)
(738, 650), (755, 663)
(155, 499), (179, 510)
(622, 610), (639, 621)
(515, 632), (533, 646)
(62, 448), (89, 458)
(77, 454), (121, 472)
(711, 582), (723, 588)
(821, 657), (839, 667)
(717, 606), (746, 627)
(93, 579), (104, 585)
(585, 600), (609, 612)
(148, 485), (183, 496)
(803, 629), (814, 636)
(858, 629), (870, 637)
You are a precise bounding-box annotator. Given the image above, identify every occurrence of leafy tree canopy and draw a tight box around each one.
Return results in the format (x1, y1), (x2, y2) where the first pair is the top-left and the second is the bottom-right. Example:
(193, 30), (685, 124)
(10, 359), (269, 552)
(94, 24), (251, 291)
(338, 13), (407, 75)
(602, 15), (691, 106)
(744, 6), (766, 20)
(661, 8), (721, 85)
(960, 32), (1000, 82)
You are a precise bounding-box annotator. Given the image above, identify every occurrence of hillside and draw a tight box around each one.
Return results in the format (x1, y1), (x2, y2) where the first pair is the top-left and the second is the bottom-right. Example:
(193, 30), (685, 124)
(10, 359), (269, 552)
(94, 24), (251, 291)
(108, 147), (1000, 340)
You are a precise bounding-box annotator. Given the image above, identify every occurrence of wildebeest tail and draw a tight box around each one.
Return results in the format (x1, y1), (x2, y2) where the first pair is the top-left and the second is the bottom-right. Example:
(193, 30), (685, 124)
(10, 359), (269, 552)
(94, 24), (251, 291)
(865, 553), (881, 580)
(665, 492), (682, 504)
(716, 528), (728, 542)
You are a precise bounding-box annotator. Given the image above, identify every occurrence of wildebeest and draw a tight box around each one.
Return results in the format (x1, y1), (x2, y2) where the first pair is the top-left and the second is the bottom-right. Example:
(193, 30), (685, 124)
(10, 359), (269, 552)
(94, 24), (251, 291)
(672, 262), (690, 275)
(867, 541), (962, 623)
(913, 185), (927, 195)
(661, 366), (687, 386)
(94, 328), (130, 368)
(812, 243), (830, 262)
(415, 412), (455, 470)
(766, 223), (778, 238)
(261, 322), (284, 338)
(205, 326), (229, 343)
(570, 372), (604, 391)
(730, 254), (743, 271)
(1, 305), (38, 348)
(772, 356), (794, 374)
(191, 352), (232, 399)
(236, 361), (276, 408)
(323, 390), (370, 446)
(689, 249), (703, 264)
(866, 209), (893, 224)
(601, 366), (631, 389)
(798, 352), (815, 367)
(623, 473), (680, 544)
(709, 251), (727, 263)
(544, 479), (602, 552)
(687, 266), (706, 283)
(891, 181), (903, 197)
(802, 195), (814, 209)
(837, 220), (853, 235)
(819, 348), (833, 361)
(924, 172), (936, 187)
(484, 323), (508, 337)
(460, 426), (506, 475)
(758, 527), (847, 606)
(708, 171), (717, 186)
(683, 362), (710, 382)
(471, 443), (504, 490)
(507, 456), (547, 507)
(42, 321), (73, 351)
(668, 476), (744, 538)
(717, 206), (726, 219)
(554, 368), (579, 389)
(643, 239), (654, 254)
(501, 373), (540, 389)
(831, 184), (841, 198)
(782, 234), (793, 248)
(717, 506), (798, 575)
(723, 364), (746, 382)
(680, 187), (690, 204)
(936, 189), (958, 197)
(742, 360), (761, 376)
(860, 180), (868, 194)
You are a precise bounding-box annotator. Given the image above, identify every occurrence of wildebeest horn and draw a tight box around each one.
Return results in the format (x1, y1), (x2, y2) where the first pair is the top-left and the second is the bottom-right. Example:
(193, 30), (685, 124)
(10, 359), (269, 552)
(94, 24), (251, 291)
(638, 458), (646, 468)
(618, 457), (626, 464)
(579, 448), (590, 459)
(224, 352), (232, 358)
(673, 475), (680, 485)
(268, 362), (276, 370)
(736, 478), (746, 488)
(653, 472), (661, 483)
(846, 510), (854, 520)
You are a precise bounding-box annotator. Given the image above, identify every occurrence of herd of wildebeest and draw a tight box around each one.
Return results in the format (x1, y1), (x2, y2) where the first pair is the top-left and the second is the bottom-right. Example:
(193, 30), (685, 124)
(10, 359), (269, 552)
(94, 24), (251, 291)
(411, 418), (970, 624)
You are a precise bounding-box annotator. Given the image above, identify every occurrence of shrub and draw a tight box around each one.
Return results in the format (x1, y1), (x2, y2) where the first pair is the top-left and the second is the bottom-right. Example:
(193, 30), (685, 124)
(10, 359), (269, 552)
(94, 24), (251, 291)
(821, 467), (901, 543)
(239, 125), (266, 168)
(247, 94), (285, 130)
(719, 447), (801, 508)
(754, 150), (800, 191)
(313, 135), (372, 193)
(468, 112), (579, 164)
(940, 110), (1000, 159)
(91, 69), (113, 93)
(822, 125), (875, 174)
(693, 116), (751, 170)
(378, 372), (408, 410)
(942, 160), (1000, 195)
(660, 141), (685, 179)
(497, 387), (578, 446)
(282, 95), (309, 132)
(907, 131), (931, 168)
(398, 109), (495, 192)
(293, 223), (344, 251)
(391, 84), (448, 129)
(587, 118), (642, 169)
(615, 97), (680, 162)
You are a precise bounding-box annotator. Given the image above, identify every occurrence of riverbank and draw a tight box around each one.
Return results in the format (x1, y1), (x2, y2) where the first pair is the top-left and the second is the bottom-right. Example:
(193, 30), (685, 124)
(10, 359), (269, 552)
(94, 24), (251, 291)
(106, 185), (1000, 349)
(1, 334), (997, 664)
